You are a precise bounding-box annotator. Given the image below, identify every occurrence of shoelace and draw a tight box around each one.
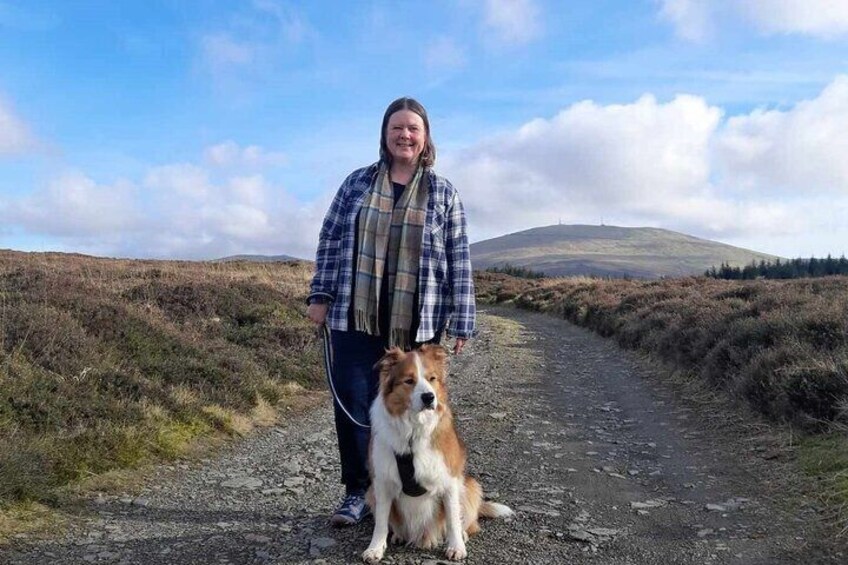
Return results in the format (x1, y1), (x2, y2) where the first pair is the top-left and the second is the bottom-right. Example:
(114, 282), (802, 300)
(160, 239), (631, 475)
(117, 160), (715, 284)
(339, 495), (364, 513)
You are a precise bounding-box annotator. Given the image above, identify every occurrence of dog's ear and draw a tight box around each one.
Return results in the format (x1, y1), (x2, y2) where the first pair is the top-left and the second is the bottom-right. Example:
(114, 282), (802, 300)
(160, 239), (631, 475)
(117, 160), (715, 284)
(375, 347), (405, 392)
(419, 343), (447, 361)
(418, 344), (448, 369)
(374, 347), (405, 372)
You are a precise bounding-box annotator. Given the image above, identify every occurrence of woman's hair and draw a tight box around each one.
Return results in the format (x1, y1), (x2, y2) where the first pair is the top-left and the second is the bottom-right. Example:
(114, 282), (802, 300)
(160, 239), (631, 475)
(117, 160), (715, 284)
(379, 97), (436, 168)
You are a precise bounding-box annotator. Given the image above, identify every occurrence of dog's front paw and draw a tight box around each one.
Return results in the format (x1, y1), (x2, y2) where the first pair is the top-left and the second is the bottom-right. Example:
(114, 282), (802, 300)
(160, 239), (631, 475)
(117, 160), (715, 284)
(445, 542), (467, 561)
(362, 544), (386, 563)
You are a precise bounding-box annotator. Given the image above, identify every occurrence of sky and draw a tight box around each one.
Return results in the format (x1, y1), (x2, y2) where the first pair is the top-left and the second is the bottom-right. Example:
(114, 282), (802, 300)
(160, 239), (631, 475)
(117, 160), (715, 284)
(1, 0), (848, 260)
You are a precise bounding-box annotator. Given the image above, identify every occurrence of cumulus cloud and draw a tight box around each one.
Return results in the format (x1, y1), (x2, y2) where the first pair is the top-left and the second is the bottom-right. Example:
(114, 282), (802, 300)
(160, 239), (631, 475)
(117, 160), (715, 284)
(717, 75), (848, 195)
(481, 0), (543, 46)
(2, 172), (140, 237)
(737, 0), (848, 38)
(204, 140), (287, 168)
(0, 97), (37, 155)
(135, 170), (322, 259)
(443, 93), (726, 239)
(0, 156), (323, 260)
(444, 76), (848, 250)
(659, 0), (848, 40)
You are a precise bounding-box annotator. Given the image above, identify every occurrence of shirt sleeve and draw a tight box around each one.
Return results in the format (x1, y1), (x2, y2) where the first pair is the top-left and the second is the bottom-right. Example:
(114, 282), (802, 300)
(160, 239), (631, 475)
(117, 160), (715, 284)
(444, 188), (476, 339)
(308, 177), (350, 303)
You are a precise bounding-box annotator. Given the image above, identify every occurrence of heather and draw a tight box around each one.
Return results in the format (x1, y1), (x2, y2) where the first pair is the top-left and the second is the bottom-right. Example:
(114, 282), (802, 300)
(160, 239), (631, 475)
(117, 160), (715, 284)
(0, 251), (320, 506)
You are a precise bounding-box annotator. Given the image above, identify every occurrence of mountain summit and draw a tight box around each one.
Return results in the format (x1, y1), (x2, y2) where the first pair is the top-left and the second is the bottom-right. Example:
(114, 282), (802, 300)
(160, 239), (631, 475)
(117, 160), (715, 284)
(470, 224), (779, 279)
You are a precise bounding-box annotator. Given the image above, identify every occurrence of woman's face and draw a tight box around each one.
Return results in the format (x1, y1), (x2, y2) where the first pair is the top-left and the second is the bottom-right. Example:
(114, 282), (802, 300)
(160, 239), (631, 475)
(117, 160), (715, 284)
(386, 109), (426, 166)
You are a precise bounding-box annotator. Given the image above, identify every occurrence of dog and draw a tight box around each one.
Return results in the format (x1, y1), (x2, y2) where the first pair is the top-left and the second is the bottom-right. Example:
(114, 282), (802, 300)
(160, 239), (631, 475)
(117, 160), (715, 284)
(362, 344), (513, 563)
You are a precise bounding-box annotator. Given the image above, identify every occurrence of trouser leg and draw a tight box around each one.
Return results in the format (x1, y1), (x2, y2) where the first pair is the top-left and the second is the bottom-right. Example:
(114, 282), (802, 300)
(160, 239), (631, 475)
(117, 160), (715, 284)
(329, 329), (384, 494)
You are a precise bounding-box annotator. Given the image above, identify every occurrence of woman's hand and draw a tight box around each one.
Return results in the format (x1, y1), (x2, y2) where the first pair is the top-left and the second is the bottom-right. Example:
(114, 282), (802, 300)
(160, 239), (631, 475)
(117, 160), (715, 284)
(453, 338), (466, 355)
(306, 303), (329, 326)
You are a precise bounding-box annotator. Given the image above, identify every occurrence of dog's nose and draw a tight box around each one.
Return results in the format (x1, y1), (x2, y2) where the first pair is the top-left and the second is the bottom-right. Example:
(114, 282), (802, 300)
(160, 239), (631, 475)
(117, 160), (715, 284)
(421, 392), (435, 407)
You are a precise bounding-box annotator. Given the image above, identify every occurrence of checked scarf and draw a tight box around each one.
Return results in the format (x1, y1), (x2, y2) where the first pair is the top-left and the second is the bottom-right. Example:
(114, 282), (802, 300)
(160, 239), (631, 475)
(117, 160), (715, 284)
(353, 163), (429, 349)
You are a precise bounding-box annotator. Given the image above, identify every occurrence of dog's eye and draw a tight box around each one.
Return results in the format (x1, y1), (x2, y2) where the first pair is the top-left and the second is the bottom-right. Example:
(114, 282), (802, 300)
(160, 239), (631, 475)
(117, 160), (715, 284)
(404, 378), (415, 385)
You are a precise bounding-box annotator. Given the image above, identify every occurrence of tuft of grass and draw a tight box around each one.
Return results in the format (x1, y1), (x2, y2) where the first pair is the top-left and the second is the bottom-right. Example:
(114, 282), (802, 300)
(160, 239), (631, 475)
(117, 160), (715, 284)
(201, 404), (254, 437)
(797, 433), (848, 534)
(0, 501), (64, 546)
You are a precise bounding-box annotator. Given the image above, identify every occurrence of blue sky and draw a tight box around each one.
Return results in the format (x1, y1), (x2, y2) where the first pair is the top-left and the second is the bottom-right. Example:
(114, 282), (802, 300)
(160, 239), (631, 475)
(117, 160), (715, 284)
(2, 0), (848, 260)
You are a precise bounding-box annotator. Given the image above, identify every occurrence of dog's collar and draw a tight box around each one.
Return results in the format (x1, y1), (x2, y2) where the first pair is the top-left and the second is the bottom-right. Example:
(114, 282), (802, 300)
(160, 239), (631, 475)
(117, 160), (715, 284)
(395, 451), (428, 497)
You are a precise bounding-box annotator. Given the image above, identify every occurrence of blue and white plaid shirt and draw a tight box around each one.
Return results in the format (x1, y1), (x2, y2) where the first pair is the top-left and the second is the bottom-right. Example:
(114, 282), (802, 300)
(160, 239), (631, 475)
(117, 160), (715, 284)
(308, 163), (476, 342)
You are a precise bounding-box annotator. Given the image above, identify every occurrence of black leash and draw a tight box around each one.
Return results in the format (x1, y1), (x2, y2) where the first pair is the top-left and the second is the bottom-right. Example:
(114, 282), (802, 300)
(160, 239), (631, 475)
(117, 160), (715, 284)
(321, 324), (371, 429)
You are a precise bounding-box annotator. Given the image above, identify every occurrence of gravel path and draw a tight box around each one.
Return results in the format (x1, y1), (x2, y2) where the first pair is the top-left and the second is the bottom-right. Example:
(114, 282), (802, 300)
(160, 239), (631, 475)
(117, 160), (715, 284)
(3, 306), (843, 564)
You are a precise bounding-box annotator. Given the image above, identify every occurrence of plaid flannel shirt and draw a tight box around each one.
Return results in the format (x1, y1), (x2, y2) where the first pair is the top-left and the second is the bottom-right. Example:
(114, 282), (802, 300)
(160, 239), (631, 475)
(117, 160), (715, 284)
(308, 163), (476, 342)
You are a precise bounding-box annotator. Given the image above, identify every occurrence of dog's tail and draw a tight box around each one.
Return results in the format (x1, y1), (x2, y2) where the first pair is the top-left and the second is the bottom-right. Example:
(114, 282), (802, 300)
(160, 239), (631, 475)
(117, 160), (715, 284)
(479, 500), (514, 519)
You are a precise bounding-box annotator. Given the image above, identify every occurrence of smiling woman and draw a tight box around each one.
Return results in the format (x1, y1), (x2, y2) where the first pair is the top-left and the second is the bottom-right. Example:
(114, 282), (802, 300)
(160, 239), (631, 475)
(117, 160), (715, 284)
(304, 96), (475, 527)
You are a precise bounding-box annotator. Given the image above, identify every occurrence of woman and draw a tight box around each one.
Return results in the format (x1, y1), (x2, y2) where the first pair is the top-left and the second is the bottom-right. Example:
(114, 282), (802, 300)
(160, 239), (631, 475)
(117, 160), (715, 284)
(305, 97), (475, 526)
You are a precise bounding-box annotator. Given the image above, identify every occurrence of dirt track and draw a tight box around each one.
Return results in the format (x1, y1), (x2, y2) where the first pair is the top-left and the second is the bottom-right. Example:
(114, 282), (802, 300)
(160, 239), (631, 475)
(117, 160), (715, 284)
(3, 306), (843, 564)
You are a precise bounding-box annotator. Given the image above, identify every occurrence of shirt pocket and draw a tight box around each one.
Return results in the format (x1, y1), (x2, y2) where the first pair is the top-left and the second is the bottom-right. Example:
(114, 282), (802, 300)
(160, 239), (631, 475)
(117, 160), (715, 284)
(429, 222), (446, 255)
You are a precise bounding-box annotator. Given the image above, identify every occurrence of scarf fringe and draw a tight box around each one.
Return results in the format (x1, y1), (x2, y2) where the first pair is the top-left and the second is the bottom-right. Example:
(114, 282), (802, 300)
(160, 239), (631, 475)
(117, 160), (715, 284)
(390, 327), (411, 350)
(354, 309), (380, 336)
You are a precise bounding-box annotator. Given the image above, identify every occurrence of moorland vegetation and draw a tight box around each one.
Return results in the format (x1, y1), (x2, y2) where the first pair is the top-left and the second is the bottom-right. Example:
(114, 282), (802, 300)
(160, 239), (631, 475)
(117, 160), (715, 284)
(0, 251), (320, 511)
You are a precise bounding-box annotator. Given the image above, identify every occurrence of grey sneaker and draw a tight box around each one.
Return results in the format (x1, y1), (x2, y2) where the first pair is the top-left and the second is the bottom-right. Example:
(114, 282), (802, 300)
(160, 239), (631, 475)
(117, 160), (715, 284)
(330, 493), (371, 526)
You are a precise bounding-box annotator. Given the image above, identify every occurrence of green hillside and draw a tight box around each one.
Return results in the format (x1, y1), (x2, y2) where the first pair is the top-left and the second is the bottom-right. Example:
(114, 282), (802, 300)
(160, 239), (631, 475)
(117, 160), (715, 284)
(471, 224), (781, 278)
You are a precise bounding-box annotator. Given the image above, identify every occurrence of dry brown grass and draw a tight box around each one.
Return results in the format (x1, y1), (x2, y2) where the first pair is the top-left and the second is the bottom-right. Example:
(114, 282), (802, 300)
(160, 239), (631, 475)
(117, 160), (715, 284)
(0, 250), (320, 511)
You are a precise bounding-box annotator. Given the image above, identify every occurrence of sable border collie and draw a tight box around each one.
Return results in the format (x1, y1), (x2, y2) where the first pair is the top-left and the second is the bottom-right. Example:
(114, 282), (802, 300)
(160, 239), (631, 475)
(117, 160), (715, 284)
(362, 345), (512, 563)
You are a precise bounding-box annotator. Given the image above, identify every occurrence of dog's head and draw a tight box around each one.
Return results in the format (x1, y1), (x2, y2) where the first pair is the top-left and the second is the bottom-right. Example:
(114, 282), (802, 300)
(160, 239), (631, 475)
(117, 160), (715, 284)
(376, 344), (449, 418)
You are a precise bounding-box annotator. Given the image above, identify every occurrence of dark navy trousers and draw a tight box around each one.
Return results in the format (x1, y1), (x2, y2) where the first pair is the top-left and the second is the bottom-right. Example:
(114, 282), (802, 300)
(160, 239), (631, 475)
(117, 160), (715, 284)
(329, 329), (384, 495)
(329, 328), (442, 495)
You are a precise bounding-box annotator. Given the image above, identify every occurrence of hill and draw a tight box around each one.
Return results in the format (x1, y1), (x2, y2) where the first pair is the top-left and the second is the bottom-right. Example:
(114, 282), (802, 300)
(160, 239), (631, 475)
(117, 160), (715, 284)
(470, 224), (781, 278)
(215, 253), (301, 262)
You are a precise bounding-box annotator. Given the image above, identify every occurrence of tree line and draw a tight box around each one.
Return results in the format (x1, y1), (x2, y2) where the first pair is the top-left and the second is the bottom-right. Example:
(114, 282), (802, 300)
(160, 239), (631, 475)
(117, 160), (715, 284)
(706, 255), (848, 280)
(485, 263), (547, 279)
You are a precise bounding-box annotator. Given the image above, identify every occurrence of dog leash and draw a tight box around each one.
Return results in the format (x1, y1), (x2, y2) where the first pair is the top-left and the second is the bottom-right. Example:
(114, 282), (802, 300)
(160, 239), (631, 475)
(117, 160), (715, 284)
(321, 324), (371, 429)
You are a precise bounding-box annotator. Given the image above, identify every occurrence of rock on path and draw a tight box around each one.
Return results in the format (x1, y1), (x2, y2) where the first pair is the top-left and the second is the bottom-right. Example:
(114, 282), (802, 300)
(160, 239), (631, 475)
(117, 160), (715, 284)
(2, 306), (843, 564)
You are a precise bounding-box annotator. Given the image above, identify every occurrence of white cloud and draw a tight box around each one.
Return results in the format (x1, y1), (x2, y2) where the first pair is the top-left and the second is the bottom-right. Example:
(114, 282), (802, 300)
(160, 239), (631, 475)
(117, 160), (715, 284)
(658, 0), (714, 42)
(737, 0), (848, 38)
(145, 163), (211, 199)
(659, 0), (848, 40)
(136, 170), (322, 259)
(0, 146), (325, 259)
(444, 76), (848, 252)
(444, 93), (725, 239)
(204, 140), (287, 168)
(3, 172), (140, 237)
(716, 75), (848, 194)
(0, 97), (37, 155)
(481, 0), (543, 46)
